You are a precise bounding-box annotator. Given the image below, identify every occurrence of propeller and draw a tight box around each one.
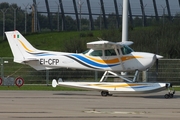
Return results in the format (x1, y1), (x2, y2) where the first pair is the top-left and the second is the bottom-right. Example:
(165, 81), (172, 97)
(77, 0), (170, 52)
(156, 57), (159, 79)
(155, 54), (163, 81)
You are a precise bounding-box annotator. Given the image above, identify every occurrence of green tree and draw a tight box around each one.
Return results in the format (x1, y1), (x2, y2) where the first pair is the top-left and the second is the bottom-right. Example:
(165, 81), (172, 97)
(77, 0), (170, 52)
(0, 2), (31, 34)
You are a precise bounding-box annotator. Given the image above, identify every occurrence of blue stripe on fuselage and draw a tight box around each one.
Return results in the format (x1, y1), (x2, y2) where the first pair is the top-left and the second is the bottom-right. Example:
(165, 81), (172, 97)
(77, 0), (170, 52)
(71, 54), (119, 68)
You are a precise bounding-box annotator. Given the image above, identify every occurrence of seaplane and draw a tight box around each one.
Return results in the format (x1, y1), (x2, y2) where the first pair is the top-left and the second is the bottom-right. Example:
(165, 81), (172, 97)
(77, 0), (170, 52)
(5, 0), (174, 98)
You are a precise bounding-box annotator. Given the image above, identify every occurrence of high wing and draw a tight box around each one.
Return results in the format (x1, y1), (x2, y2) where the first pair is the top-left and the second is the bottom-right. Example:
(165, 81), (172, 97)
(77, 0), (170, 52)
(87, 40), (133, 50)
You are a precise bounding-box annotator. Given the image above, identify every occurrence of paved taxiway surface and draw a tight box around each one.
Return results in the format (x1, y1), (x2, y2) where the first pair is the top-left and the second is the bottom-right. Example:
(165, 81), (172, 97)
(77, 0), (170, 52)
(0, 90), (180, 120)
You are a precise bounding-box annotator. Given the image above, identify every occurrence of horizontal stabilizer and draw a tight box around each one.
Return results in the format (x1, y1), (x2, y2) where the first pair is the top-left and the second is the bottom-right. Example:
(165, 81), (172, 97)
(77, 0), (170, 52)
(23, 58), (39, 62)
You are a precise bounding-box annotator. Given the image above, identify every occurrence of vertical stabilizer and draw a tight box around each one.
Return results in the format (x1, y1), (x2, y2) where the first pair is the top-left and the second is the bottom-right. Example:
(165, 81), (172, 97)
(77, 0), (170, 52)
(5, 30), (37, 63)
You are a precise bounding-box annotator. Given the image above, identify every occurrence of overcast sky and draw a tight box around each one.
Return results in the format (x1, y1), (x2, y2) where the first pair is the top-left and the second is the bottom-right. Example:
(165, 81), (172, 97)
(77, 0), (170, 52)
(0, 0), (179, 16)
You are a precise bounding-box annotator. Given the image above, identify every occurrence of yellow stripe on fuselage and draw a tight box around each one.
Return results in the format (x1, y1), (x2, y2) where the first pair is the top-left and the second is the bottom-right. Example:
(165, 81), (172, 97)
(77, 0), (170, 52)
(85, 55), (119, 64)
(121, 56), (143, 62)
(85, 55), (143, 64)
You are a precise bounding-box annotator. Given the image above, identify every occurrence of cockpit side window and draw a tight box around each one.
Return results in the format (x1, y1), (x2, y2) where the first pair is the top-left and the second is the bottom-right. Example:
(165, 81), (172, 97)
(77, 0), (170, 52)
(89, 50), (102, 56)
(105, 49), (118, 56)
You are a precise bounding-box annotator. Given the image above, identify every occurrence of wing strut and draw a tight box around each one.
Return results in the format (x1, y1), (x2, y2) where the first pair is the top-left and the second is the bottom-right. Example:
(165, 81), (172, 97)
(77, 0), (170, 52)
(99, 71), (108, 82)
(114, 45), (125, 70)
(132, 70), (139, 82)
(99, 70), (139, 83)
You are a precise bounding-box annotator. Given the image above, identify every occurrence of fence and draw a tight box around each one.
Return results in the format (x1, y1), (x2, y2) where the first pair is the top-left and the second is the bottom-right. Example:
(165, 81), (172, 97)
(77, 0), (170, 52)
(0, 57), (180, 85)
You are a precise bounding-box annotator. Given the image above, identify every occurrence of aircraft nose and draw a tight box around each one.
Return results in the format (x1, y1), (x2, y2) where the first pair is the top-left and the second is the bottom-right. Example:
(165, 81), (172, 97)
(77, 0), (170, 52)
(145, 54), (163, 70)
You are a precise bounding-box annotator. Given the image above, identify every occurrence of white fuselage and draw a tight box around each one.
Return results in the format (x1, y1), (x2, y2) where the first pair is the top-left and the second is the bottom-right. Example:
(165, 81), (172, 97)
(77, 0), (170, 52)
(26, 50), (158, 71)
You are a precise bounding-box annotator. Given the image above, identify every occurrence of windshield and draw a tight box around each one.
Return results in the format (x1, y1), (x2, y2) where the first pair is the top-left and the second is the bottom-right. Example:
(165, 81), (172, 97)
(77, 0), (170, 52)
(82, 49), (90, 54)
(121, 45), (134, 55)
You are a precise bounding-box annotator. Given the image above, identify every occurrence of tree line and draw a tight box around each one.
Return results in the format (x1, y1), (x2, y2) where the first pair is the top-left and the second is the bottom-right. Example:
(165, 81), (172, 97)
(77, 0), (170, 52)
(1, 2), (180, 35)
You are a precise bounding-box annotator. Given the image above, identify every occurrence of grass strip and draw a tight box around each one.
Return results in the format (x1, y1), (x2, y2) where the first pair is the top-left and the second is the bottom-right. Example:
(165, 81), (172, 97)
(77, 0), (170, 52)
(0, 85), (81, 91)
